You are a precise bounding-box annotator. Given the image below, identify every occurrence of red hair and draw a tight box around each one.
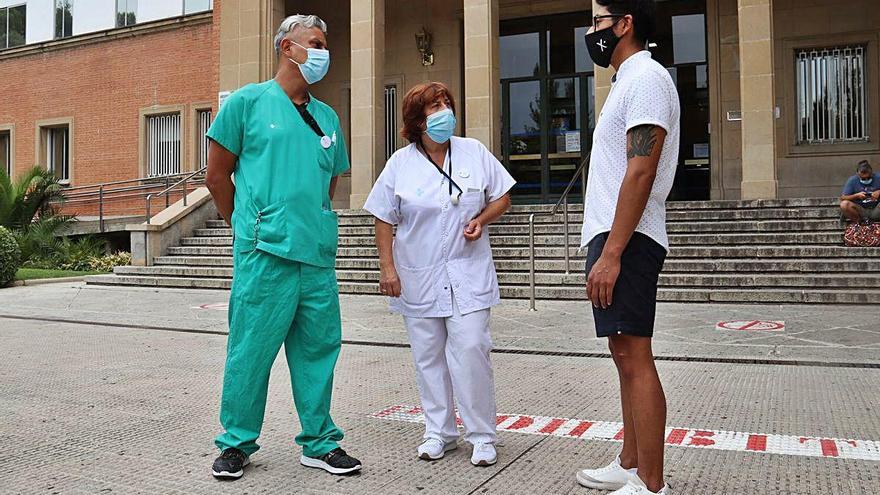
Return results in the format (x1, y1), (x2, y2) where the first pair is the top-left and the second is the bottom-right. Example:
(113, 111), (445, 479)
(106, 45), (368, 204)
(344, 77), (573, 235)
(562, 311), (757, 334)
(401, 82), (456, 144)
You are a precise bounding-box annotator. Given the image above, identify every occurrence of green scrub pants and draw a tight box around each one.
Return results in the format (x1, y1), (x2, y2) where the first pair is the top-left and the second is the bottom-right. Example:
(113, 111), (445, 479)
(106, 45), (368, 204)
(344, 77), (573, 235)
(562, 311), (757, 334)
(215, 246), (344, 458)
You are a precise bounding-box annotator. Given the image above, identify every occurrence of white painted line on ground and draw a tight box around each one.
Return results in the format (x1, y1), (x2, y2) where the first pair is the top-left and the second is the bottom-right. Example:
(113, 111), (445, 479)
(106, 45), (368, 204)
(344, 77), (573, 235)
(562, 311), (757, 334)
(716, 320), (785, 332)
(192, 302), (228, 311)
(371, 405), (880, 461)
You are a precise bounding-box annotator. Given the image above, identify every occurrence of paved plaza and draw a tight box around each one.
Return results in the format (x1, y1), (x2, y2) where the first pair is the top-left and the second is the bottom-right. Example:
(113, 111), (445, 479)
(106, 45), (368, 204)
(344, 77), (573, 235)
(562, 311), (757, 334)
(1, 283), (879, 494)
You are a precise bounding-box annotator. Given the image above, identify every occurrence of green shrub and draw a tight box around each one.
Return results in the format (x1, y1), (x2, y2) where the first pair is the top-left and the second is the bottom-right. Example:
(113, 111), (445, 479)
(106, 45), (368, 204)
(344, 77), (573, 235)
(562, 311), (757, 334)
(0, 226), (21, 285)
(87, 251), (131, 273)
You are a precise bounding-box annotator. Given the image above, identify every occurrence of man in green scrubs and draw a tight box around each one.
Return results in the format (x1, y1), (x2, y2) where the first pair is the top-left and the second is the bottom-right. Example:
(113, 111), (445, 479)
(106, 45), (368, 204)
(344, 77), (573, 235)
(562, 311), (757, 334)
(205, 14), (361, 480)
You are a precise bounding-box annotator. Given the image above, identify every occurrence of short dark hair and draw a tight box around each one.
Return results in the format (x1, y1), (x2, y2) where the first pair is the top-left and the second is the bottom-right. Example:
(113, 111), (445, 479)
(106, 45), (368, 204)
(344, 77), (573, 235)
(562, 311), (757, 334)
(596, 0), (657, 45)
(401, 82), (457, 144)
(857, 160), (873, 173)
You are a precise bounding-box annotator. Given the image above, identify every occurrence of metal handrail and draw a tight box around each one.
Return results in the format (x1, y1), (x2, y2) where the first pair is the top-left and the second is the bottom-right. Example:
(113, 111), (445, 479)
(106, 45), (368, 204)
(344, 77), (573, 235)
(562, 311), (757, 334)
(61, 171), (198, 192)
(527, 152), (591, 311)
(146, 166), (208, 224)
(56, 172), (207, 233)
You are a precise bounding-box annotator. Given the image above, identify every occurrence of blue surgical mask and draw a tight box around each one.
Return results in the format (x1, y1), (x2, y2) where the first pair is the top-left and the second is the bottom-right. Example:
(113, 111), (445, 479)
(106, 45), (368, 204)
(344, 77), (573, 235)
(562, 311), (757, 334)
(860, 178), (873, 186)
(425, 108), (456, 144)
(289, 41), (330, 85)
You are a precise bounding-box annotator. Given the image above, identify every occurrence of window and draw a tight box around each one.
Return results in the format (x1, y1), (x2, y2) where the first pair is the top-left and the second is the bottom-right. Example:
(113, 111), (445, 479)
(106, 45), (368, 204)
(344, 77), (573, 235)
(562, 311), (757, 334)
(146, 113), (181, 177)
(0, 4), (26, 50)
(47, 126), (70, 182)
(55, 0), (73, 39)
(0, 130), (10, 177)
(500, 32), (540, 79)
(196, 109), (212, 169)
(796, 45), (868, 144)
(116, 0), (137, 27)
(183, 0), (212, 15)
(671, 14), (706, 65)
(384, 85), (398, 160)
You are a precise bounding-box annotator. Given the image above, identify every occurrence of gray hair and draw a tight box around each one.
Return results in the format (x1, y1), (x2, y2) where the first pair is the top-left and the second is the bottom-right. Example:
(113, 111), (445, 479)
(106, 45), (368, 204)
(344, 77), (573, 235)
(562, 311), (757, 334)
(274, 15), (328, 55)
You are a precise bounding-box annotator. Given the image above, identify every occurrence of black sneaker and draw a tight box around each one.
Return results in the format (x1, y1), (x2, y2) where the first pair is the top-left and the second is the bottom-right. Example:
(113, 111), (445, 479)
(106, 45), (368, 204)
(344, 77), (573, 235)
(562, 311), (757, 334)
(212, 448), (250, 480)
(300, 448), (362, 475)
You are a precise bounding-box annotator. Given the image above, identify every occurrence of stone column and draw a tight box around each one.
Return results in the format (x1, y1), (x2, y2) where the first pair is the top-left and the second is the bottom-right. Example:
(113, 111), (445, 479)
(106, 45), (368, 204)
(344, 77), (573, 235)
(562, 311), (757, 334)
(218, 0), (283, 93)
(737, 0), (777, 199)
(348, 0), (385, 209)
(463, 0), (500, 155)
(591, 0), (615, 117)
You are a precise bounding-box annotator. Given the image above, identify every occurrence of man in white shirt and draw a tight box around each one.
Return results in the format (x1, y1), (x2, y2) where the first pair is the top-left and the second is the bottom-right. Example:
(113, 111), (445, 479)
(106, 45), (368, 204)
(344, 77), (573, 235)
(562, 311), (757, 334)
(574, 1), (680, 495)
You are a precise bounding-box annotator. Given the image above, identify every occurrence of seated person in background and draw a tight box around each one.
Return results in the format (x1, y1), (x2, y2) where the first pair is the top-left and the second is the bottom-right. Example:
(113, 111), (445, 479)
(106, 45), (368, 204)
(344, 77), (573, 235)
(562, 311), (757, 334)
(840, 160), (880, 224)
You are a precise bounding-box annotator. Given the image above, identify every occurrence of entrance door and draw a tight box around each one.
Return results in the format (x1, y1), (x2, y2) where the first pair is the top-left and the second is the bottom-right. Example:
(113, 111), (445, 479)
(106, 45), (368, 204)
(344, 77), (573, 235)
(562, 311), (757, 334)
(652, 1), (711, 200)
(501, 13), (595, 204)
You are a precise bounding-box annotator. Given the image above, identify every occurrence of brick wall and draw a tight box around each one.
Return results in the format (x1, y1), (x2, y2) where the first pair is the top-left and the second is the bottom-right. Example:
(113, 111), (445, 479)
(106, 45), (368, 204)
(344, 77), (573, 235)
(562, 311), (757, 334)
(0, 12), (219, 217)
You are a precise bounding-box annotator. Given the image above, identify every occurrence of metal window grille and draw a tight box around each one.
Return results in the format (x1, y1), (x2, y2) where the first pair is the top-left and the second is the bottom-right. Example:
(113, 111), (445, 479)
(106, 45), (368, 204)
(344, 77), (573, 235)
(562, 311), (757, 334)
(796, 45), (868, 144)
(47, 127), (69, 181)
(146, 113), (181, 177)
(384, 85), (398, 160)
(197, 109), (213, 169)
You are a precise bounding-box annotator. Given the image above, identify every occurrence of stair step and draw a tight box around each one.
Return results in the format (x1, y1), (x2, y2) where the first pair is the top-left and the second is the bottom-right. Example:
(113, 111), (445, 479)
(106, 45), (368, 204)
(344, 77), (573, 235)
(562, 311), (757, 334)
(162, 244), (880, 260)
(194, 219), (843, 239)
(166, 246), (233, 256)
(114, 266), (880, 289)
(332, 269), (880, 289)
(154, 256), (234, 267)
(85, 274), (232, 290)
(336, 245), (877, 259)
(85, 275), (880, 304)
(178, 232), (846, 247)
(332, 258), (880, 273)
(336, 281), (880, 304)
(205, 205), (841, 231)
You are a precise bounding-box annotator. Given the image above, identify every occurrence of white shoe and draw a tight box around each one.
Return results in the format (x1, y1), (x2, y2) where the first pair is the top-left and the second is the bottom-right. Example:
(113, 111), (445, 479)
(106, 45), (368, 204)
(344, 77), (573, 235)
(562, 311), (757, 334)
(609, 477), (671, 495)
(470, 443), (497, 466)
(576, 456), (637, 490)
(418, 438), (457, 460)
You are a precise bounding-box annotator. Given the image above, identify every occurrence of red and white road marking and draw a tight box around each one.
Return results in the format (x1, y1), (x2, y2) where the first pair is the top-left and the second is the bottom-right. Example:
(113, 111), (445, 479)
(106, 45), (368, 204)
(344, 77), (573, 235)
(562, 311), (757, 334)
(715, 320), (785, 332)
(370, 405), (880, 462)
(192, 303), (228, 311)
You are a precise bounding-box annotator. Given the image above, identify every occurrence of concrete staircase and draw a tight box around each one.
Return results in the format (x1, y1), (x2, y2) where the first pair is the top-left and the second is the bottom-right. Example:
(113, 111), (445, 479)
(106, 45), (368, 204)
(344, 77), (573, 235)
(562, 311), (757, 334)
(86, 198), (880, 304)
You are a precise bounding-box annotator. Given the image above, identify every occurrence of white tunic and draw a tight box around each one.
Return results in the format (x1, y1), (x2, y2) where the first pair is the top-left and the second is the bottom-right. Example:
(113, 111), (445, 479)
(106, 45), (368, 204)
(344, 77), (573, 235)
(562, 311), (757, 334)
(364, 136), (517, 318)
(580, 50), (681, 251)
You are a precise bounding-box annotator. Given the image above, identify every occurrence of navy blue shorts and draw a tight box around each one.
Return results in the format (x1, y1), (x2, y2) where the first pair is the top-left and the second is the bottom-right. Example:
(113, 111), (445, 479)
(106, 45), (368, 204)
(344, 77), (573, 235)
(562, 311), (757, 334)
(585, 231), (666, 338)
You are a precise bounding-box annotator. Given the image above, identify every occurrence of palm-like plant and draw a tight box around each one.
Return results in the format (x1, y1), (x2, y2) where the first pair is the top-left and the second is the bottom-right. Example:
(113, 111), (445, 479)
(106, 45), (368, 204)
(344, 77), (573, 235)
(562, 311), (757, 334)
(0, 167), (75, 263)
(0, 166), (70, 230)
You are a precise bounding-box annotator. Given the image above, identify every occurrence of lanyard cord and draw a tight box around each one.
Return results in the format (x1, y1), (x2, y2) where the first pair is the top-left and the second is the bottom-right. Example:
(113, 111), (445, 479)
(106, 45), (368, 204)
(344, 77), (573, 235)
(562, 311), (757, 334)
(417, 141), (463, 201)
(293, 100), (326, 138)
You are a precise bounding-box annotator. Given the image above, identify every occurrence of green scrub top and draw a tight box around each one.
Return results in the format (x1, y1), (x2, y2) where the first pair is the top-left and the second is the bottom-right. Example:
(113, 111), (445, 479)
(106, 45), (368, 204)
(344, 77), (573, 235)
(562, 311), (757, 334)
(206, 80), (350, 268)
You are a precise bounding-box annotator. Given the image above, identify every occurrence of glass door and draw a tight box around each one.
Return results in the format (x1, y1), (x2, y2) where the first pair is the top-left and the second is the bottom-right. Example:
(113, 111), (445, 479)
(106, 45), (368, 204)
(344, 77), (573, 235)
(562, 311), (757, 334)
(504, 80), (543, 201)
(501, 12), (594, 204)
(651, 1), (711, 200)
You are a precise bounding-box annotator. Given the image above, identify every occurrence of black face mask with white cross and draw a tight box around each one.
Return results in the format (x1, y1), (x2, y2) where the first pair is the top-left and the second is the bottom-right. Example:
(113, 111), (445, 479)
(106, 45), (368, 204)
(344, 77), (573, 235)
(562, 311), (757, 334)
(584, 21), (622, 69)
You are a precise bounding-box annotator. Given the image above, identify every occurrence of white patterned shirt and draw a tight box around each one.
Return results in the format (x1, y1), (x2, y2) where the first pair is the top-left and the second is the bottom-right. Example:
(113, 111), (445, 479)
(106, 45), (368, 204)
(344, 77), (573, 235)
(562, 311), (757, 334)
(580, 50), (680, 251)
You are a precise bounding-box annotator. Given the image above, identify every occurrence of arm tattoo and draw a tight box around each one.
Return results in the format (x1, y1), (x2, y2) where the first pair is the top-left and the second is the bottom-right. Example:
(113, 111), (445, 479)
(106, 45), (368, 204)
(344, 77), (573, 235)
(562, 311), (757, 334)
(627, 125), (659, 160)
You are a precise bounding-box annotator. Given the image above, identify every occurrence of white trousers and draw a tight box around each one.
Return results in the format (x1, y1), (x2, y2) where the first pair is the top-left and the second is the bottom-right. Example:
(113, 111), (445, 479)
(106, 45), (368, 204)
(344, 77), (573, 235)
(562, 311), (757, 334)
(403, 297), (497, 445)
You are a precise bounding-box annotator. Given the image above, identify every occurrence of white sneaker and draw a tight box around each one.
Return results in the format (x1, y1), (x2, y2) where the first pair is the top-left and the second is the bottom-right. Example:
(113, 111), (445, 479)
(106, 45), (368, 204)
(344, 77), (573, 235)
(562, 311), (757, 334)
(470, 443), (497, 466)
(609, 477), (671, 495)
(417, 438), (457, 460)
(576, 456), (637, 490)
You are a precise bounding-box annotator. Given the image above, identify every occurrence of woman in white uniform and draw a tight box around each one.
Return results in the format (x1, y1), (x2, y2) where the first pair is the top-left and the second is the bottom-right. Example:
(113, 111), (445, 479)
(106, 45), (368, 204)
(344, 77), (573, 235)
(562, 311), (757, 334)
(364, 82), (516, 467)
